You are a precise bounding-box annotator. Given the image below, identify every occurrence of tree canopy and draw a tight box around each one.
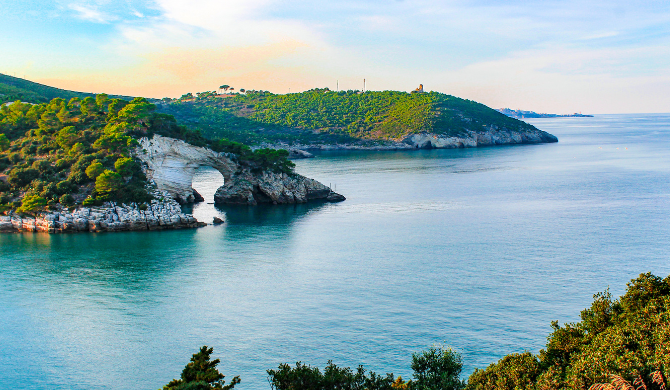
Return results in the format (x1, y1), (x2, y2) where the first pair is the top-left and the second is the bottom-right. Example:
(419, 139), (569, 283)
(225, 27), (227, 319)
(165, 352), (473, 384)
(163, 346), (240, 390)
(159, 88), (538, 146)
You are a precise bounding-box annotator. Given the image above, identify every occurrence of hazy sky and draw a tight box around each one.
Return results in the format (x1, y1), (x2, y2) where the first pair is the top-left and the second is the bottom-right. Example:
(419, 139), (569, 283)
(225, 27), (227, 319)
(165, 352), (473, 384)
(2, 0), (669, 113)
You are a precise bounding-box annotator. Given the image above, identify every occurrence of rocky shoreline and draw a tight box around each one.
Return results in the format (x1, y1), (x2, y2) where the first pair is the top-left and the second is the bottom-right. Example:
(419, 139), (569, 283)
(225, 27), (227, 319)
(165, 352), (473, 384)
(259, 127), (558, 154)
(0, 192), (202, 233)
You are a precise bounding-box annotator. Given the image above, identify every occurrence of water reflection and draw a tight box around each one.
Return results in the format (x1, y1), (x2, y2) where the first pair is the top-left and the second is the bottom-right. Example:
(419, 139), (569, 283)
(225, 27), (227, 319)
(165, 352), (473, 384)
(217, 202), (330, 225)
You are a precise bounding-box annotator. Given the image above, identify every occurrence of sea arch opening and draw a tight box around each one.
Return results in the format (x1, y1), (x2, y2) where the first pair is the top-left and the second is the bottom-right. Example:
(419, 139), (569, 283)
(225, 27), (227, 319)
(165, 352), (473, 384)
(191, 165), (225, 204)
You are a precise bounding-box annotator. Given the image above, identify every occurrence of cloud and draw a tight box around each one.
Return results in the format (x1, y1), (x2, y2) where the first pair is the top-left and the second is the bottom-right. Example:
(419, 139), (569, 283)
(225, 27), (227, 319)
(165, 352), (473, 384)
(68, 4), (115, 23)
(25, 0), (670, 113)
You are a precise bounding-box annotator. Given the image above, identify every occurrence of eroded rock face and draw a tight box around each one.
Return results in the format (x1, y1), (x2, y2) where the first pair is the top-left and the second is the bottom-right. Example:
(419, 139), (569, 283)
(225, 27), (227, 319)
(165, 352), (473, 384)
(214, 170), (344, 206)
(0, 192), (202, 233)
(402, 127), (558, 149)
(135, 135), (238, 203)
(136, 135), (345, 206)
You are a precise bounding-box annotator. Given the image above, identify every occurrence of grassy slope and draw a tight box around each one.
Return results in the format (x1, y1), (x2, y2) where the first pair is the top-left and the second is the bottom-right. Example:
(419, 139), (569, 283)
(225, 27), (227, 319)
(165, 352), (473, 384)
(0, 73), (133, 105)
(158, 89), (542, 146)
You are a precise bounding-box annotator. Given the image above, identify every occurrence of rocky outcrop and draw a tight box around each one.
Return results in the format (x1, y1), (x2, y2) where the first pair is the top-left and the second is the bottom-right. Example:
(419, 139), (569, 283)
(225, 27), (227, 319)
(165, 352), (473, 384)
(402, 126), (557, 149)
(0, 192), (202, 233)
(135, 135), (238, 204)
(261, 127), (557, 151)
(214, 170), (344, 205)
(136, 135), (345, 206)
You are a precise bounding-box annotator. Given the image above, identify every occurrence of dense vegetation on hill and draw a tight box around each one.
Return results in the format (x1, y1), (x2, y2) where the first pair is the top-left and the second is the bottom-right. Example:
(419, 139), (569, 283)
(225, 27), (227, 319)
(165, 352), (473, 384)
(0, 95), (294, 214)
(0, 75), (544, 148)
(0, 73), (132, 105)
(167, 273), (668, 390)
(466, 272), (669, 390)
(159, 88), (540, 146)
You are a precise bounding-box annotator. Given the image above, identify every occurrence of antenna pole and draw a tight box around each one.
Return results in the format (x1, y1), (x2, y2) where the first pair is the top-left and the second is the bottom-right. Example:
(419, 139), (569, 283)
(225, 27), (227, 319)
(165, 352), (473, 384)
(363, 79), (366, 92)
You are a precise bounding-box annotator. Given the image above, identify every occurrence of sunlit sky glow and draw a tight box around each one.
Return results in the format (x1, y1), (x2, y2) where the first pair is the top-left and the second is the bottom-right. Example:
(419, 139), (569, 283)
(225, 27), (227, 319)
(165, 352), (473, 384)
(2, 0), (669, 113)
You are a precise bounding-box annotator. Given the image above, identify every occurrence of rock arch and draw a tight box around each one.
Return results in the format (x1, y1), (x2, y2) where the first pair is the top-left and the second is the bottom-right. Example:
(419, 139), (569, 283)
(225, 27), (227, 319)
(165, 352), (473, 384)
(136, 135), (240, 203)
(135, 135), (345, 205)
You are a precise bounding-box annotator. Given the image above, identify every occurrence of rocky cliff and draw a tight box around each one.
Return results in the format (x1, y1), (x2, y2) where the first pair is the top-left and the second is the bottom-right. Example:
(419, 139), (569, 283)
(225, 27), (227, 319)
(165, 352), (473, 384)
(136, 135), (345, 206)
(135, 135), (239, 204)
(257, 126), (558, 152)
(402, 125), (558, 149)
(0, 192), (201, 233)
(214, 170), (345, 206)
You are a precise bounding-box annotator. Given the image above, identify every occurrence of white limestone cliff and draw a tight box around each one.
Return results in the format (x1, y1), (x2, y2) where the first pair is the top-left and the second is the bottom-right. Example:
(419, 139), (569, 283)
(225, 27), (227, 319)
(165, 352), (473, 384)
(135, 135), (345, 206)
(0, 191), (201, 233)
(134, 135), (239, 203)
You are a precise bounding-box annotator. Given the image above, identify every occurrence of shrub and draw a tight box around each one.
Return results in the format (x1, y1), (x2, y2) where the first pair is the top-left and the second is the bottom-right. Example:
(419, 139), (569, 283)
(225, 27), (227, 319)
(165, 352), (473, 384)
(56, 180), (75, 195)
(54, 158), (72, 171)
(85, 160), (105, 180)
(8, 167), (39, 187)
(267, 361), (395, 390)
(0, 133), (9, 151)
(9, 152), (22, 164)
(163, 346), (240, 390)
(31, 159), (52, 174)
(59, 193), (74, 206)
(16, 194), (47, 213)
(465, 273), (670, 390)
(114, 157), (138, 177)
(466, 353), (540, 390)
(411, 346), (466, 390)
(82, 196), (96, 206)
(94, 170), (122, 195)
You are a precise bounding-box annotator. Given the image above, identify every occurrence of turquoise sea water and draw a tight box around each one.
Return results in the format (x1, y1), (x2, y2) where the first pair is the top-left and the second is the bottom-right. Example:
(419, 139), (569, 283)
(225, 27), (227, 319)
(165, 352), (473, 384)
(1, 114), (670, 390)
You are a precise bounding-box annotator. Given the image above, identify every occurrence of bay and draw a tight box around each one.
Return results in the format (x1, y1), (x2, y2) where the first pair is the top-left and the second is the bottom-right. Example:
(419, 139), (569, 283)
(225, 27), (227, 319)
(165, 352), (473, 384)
(1, 114), (669, 389)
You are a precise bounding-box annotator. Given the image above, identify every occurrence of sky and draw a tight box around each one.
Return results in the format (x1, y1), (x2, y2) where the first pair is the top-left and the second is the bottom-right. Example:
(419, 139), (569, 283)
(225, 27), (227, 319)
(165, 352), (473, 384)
(1, 0), (669, 113)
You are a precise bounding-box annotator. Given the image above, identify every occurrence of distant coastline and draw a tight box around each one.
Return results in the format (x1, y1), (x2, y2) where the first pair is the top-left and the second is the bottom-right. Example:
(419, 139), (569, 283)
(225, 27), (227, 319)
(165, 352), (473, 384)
(497, 108), (593, 119)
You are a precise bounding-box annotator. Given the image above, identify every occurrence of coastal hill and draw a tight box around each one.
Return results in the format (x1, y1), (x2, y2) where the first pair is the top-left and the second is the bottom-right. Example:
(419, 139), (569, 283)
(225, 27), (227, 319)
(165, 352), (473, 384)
(0, 75), (558, 150)
(158, 88), (558, 149)
(0, 95), (343, 233)
(0, 73), (133, 105)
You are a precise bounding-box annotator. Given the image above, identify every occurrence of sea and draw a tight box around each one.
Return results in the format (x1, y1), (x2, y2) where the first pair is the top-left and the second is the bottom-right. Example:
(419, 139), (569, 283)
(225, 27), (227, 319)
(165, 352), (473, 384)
(1, 114), (669, 390)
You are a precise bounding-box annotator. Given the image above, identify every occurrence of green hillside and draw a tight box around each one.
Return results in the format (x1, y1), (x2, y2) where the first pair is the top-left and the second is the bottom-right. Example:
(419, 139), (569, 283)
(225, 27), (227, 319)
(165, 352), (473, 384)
(0, 75), (550, 148)
(159, 88), (543, 146)
(0, 95), (293, 214)
(0, 73), (132, 105)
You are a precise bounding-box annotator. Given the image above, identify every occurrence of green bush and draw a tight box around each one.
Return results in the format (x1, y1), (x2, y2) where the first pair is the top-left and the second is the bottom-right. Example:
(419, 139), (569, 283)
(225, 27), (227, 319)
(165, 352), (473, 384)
(411, 346), (466, 390)
(94, 170), (122, 196)
(163, 346), (240, 390)
(8, 152), (22, 163)
(85, 160), (105, 179)
(8, 167), (39, 187)
(31, 159), (52, 174)
(267, 361), (395, 390)
(114, 157), (137, 177)
(82, 196), (96, 206)
(59, 193), (74, 206)
(16, 194), (47, 213)
(0, 133), (9, 151)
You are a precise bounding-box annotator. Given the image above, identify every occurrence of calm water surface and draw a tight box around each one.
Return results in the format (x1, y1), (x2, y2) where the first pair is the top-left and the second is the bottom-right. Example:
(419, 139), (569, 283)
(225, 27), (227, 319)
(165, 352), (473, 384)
(1, 114), (669, 389)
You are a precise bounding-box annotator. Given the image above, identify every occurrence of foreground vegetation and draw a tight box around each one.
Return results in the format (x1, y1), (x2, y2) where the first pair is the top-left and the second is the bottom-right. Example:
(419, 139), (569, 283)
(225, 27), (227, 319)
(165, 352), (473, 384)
(467, 272), (669, 390)
(166, 273), (668, 390)
(0, 95), (295, 214)
(159, 88), (539, 146)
